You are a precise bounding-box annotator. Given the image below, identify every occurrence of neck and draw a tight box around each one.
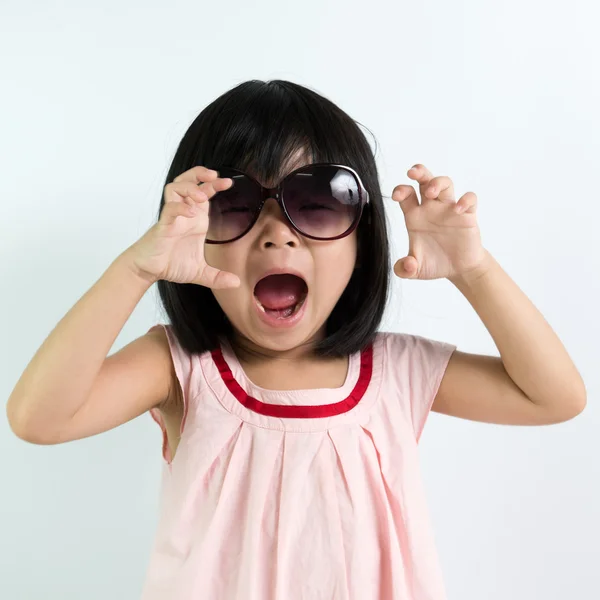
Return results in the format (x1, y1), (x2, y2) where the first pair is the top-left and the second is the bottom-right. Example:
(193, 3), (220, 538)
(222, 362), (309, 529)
(228, 329), (326, 365)
(225, 328), (351, 393)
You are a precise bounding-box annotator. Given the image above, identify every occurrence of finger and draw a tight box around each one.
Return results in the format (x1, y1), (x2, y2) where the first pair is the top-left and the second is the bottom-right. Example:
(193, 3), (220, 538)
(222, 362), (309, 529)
(171, 167), (233, 204)
(166, 176), (234, 204)
(197, 176), (233, 200)
(407, 163), (434, 184)
(173, 166), (219, 184)
(391, 184), (420, 214)
(407, 163), (438, 203)
(195, 264), (241, 289)
(393, 256), (418, 279)
(159, 198), (199, 226)
(455, 191), (478, 214)
(165, 181), (209, 205)
(424, 175), (455, 204)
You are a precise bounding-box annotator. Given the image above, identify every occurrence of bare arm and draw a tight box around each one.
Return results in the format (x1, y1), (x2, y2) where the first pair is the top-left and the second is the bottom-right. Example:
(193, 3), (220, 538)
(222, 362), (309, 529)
(6, 167), (241, 445)
(433, 251), (587, 425)
(6, 251), (174, 444)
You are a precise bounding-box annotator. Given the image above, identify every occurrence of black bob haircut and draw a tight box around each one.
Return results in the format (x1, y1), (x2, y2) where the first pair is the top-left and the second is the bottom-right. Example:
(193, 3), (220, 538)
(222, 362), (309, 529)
(157, 80), (391, 358)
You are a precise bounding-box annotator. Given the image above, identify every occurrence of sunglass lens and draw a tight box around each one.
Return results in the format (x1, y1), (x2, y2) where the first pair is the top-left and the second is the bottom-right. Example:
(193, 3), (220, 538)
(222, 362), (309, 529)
(207, 172), (259, 242)
(284, 166), (361, 239)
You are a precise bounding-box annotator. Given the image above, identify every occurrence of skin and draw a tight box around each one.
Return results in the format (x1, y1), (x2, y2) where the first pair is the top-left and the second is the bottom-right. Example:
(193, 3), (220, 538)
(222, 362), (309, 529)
(204, 153), (357, 388)
(156, 161), (585, 457)
(7, 158), (584, 464)
(393, 164), (586, 426)
(152, 148), (589, 456)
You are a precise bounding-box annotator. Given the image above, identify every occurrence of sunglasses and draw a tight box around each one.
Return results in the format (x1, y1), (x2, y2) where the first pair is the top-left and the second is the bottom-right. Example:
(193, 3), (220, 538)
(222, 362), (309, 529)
(204, 163), (369, 244)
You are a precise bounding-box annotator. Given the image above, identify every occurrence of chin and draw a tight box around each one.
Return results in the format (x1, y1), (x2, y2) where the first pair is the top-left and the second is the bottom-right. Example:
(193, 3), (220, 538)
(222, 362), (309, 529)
(233, 306), (329, 355)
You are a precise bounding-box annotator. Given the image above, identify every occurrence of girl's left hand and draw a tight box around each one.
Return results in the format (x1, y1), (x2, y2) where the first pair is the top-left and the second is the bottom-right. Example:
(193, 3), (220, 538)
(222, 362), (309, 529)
(391, 163), (488, 281)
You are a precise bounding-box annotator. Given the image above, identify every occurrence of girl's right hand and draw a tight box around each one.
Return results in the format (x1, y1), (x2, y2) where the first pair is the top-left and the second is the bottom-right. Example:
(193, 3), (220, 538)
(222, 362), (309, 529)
(125, 166), (240, 289)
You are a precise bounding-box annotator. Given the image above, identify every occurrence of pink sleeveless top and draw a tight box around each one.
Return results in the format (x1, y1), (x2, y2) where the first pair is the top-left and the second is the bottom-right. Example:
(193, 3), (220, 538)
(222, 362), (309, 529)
(142, 324), (455, 600)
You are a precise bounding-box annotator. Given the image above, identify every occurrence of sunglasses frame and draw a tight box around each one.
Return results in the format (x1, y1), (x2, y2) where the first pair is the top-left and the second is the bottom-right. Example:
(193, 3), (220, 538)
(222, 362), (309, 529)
(204, 162), (370, 244)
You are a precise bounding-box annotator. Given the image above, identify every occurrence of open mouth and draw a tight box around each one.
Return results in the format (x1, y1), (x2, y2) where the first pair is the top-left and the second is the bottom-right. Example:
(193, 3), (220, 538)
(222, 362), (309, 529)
(253, 274), (309, 321)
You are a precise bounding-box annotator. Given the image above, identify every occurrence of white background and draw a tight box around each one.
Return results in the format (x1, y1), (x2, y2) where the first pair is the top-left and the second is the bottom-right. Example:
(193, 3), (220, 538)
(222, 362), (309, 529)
(1, 0), (598, 598)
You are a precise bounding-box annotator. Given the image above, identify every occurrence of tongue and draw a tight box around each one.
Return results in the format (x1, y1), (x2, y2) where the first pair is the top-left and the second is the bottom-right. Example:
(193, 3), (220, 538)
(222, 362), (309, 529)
(254, 274), (306, 310)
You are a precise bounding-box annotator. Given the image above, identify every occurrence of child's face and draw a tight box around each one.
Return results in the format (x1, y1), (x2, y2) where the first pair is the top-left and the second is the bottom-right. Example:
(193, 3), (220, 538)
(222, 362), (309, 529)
(205, 157), (358, 354)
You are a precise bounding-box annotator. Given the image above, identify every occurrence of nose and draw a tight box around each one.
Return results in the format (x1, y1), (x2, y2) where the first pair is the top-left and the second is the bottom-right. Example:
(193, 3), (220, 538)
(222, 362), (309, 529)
(256, 198), (298, 248)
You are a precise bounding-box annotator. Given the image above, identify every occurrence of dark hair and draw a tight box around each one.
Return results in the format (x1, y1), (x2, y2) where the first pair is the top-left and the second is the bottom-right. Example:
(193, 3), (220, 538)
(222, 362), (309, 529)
(157, 80), (390, 358)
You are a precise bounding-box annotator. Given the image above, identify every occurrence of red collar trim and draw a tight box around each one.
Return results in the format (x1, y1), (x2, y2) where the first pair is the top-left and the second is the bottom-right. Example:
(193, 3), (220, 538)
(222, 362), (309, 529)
(211, 344), (373, 419)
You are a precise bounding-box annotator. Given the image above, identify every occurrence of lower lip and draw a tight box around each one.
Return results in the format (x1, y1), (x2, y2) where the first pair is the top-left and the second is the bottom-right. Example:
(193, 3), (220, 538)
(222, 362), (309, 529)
(253, 295), (308, 329)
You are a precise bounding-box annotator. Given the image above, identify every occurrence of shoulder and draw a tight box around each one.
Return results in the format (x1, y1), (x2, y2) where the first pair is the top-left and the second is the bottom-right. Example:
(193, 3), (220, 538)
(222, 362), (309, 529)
(377, 330), (456, 361)
(375, 331), (457, 440)
(375, 330), (457, 394)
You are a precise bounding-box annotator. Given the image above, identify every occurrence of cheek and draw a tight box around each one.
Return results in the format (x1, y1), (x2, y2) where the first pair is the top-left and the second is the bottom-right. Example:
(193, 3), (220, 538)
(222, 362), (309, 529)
(203, 244), (247, 313)
(335, 235), (358, 273)
(204, 242), (244, 273)
(315, 237), (357, 299)
(203, 243), (226, 270)
(211, 287), (237, 320)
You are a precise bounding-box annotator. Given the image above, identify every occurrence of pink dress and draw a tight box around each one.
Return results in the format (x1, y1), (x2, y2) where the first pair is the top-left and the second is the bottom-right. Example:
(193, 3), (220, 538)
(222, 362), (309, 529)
(142, 324), (456, 600)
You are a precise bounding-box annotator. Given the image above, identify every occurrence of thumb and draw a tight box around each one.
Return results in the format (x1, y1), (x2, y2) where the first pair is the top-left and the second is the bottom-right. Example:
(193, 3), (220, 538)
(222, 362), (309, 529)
(193, 264), (241, 289)
(393, 256), (419, 279)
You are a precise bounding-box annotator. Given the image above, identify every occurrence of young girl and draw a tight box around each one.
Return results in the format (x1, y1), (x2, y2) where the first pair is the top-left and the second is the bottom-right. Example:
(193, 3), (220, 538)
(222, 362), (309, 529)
(7, 80), (586, 599)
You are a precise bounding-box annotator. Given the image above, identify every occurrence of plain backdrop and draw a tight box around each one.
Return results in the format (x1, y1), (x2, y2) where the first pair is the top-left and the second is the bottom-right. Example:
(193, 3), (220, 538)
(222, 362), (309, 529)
(1, 1), (598, 598)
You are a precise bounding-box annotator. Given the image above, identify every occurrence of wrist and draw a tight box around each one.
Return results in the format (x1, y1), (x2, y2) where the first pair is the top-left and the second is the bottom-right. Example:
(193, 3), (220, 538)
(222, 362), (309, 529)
(448, 249), (496, 289)
(113, 249), (158, 289)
